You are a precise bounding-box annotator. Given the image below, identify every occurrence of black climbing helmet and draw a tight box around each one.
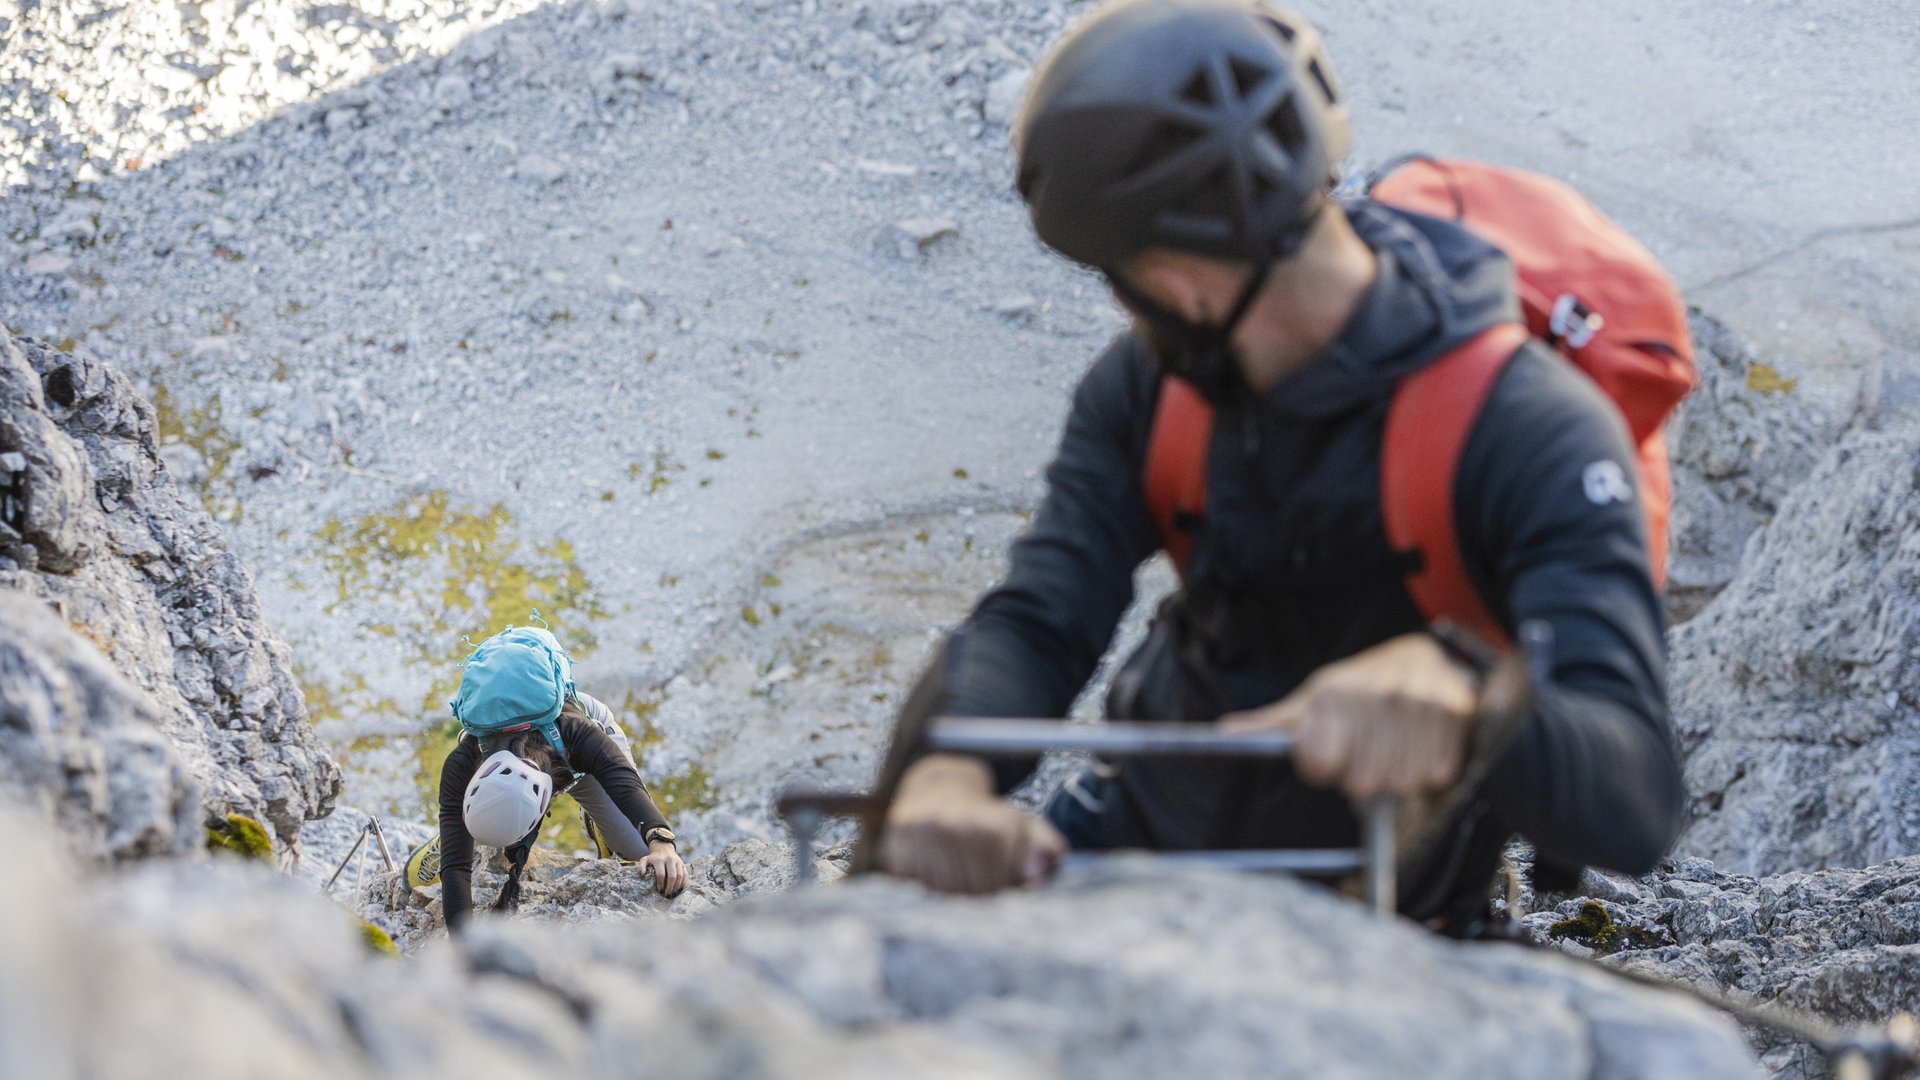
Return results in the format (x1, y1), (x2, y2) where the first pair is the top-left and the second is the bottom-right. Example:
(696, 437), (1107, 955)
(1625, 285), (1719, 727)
(1013, 0), (1350, 271)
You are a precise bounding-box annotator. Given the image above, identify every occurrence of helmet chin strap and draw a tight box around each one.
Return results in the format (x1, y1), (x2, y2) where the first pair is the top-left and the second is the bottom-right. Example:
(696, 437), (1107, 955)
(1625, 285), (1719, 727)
(1108, 262), (1273, 407)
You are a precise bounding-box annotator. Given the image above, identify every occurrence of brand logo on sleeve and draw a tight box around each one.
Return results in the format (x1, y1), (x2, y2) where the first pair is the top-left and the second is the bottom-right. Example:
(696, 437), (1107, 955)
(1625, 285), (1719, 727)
(1583, 460), (1634, 506)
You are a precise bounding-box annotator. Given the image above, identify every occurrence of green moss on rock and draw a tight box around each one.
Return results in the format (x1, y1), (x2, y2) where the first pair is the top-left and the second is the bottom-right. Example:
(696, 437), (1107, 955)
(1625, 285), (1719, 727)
(359, 919), (399, 956)
(206, 814), (273, 861)
(1548, 900), (1668, 955)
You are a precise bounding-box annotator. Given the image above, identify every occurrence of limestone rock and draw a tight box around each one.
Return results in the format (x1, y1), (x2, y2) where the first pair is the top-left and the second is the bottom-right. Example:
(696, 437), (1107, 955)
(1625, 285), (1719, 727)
(1666, 312), (1830, 623)
(0, 805), (82, 1078)
(1529, 856), (1920, 1079)
(0, 591), (199, 860)
(0, 346), (98, 572)
(0, 330), (340, 854)
(1669, 424), (1920, 875)
(742, 866), (1758, 1080)
(694, 835), (848, 896)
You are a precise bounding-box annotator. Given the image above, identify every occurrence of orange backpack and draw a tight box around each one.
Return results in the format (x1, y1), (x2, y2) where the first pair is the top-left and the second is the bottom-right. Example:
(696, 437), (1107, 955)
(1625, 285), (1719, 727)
(1143, 158), (1696, 651)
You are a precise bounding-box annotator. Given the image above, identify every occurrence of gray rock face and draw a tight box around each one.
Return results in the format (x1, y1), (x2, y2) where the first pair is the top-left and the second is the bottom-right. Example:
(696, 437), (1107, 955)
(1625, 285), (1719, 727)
(748, 867), (1756, 1080)
(1670, 425), (1920, 875)
(1666, 313), (1830, 623)
(1528, 857), (1920, 1080)
(0, 329), (340, 853)
(0, 799), (1757, 1080)
(0, 592), (199, 860)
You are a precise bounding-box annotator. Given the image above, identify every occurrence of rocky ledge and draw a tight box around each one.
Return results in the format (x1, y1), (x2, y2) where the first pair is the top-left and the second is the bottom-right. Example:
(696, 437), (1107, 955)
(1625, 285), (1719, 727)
(3, 801), (1758, 1080)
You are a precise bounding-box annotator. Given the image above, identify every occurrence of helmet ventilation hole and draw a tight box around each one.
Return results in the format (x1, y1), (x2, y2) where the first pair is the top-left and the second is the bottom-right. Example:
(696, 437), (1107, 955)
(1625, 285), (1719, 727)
(1308, 58), (1338, 105)
(1227, 57), (1270, 100)
(1265, 95), (1307, 156)
(1263, 15), (1296, 42)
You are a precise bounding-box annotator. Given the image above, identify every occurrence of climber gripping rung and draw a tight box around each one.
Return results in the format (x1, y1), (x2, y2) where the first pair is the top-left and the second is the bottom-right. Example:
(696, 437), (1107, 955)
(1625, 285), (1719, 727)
(774, 741), (1399, 918)
(925, 719), (1295, 759)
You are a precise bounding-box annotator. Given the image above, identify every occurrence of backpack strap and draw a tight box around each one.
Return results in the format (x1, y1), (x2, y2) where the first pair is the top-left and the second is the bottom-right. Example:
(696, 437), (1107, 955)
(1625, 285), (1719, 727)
(1143, 376), (1215, 576)
(1382, 322), (1530, 653)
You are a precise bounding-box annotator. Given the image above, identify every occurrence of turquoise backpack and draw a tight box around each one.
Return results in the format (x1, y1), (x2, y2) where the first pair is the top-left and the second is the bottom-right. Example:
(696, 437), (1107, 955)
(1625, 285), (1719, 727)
(449, 623), (575, 758)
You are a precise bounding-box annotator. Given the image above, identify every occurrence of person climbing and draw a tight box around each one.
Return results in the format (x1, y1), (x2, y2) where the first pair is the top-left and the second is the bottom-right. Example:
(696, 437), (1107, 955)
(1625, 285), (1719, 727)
(429, 623), (688, 933)
(870, 0), (1691, 929)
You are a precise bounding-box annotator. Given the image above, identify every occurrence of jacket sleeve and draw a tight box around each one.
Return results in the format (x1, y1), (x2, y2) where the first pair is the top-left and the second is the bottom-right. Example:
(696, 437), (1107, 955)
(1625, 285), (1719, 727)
(907, 339), (1163, 793)
(437, 737), (482, 934)
(1456, 345), (1685, 874)
(561, 715), (671, 839)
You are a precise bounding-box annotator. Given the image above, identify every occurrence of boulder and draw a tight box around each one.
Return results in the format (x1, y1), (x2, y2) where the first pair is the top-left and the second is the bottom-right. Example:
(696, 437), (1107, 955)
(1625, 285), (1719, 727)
(1670, 425), (1920, 875)
(720, 865), (1757, 1080)
(0, 330), (340, 854)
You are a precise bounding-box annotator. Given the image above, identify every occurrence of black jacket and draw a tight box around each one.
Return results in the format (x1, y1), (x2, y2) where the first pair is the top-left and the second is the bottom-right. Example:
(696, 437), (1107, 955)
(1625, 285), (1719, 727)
(917, 201), (1684, 886)
(438, 712), (669, 931)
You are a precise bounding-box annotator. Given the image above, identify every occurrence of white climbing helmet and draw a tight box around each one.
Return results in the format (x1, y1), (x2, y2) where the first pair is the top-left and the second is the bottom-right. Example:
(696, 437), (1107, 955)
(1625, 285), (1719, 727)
(462, 750), (552, 847)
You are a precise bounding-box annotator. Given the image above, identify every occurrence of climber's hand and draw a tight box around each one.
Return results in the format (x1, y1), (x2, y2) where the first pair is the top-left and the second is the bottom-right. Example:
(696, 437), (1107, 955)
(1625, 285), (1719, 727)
(641, 843), (688, 898)
(878, 753), (1066, 894)
(1221, 633), (1478, 800)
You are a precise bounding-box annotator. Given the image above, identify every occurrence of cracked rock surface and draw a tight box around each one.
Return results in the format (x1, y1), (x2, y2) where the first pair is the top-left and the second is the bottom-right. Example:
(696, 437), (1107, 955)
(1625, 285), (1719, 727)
(0, 328), (340, 854)
(1664, 312), (1832, 623)
(0, 590), (200, 860)
(1669, 422), (1920, 876)
(1530, 857), (1920, 1080)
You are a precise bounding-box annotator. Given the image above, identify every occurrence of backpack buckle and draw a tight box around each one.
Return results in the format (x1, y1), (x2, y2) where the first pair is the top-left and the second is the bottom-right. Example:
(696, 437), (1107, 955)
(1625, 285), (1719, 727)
(1549, 293), (1604, 349)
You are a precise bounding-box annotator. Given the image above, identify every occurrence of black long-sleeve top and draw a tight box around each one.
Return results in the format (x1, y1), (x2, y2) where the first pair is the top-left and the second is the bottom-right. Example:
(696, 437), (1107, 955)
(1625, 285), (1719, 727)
(915, 200), (1685, 879)
(438, 710), (669, 932)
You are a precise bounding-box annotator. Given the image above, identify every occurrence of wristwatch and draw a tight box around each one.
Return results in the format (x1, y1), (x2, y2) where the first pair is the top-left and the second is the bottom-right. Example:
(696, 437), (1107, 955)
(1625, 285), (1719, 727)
(644, 826), (676, 848)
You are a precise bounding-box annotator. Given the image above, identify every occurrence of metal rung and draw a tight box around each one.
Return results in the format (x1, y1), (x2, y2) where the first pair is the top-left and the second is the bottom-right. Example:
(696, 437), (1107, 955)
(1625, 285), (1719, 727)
(775, 717), (1400, 917)
(1061, 849), (1365, 876)
(926, 719), (1294, 759)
